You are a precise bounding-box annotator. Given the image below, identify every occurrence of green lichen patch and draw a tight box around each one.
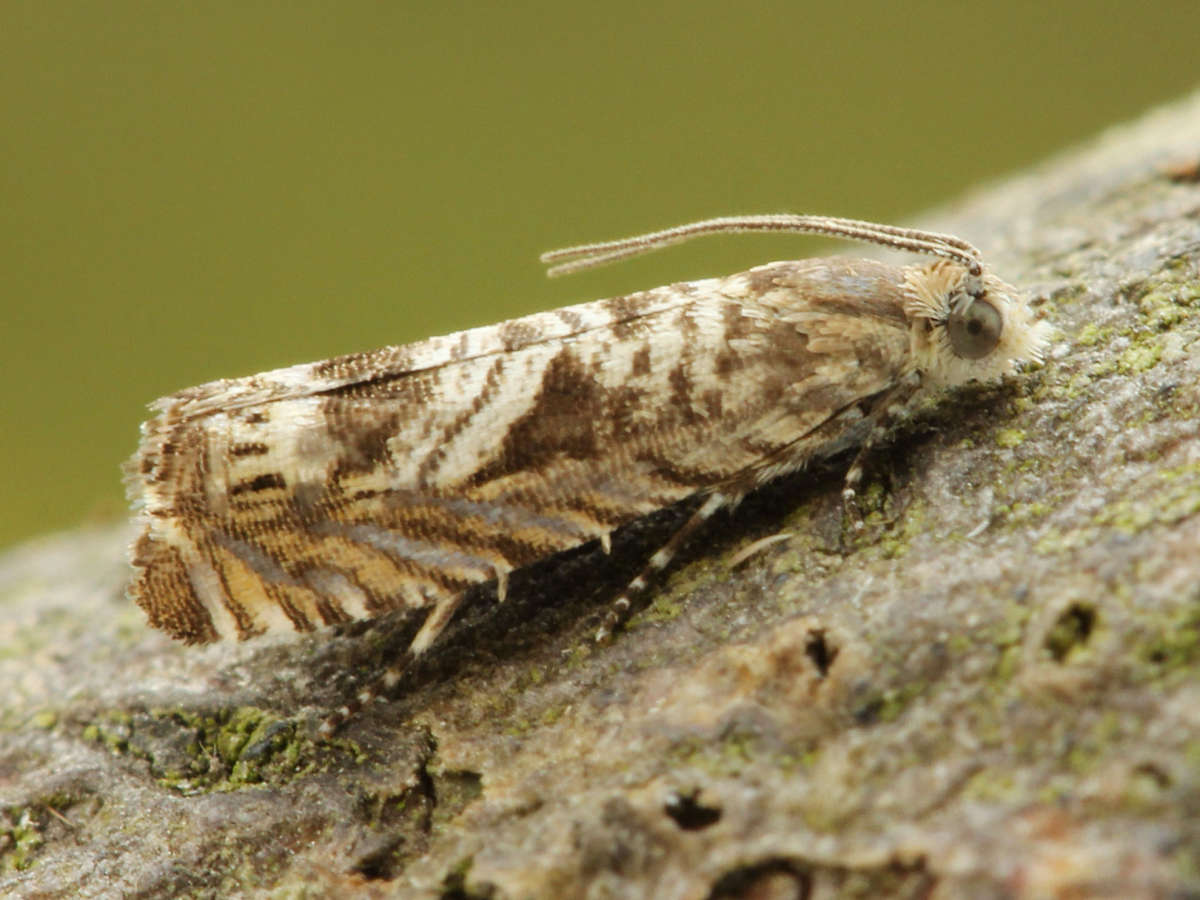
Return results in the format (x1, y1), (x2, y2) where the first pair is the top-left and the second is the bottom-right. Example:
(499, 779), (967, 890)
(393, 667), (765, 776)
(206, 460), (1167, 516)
(662, 731), (774, 783)
(1137, 591), (1200, 674)
(30, 711), (58, 730)
(1093, 469), (1200, 536)
(985, 601), (1035, 682)
(1043, 369), (1097, 403)
(874, 500), (926, 561)
(0, 793), (80, 874)
(630, 549), (727, 631)
(1116, 340), (1164, 374)
(853, 480), (891, 529)
(994, 428), (1026, 449)
(1037, 462), (1200, 556)
(0, 806), (44, 873)
(1134, 274), (1200, 332)
(80, 706), (330, 793)
(1074, 270), (1200, 384)
(1003, 500), (1053, 528)
(634, 587), (689, 627)
(1075, 322), (1114, 348)
(962, 768), (1022, 805)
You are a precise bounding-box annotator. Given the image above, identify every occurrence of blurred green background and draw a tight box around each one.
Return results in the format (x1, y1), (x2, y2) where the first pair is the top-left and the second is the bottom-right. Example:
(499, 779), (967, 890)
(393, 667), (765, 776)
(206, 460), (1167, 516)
(3, 1), (1199, 549)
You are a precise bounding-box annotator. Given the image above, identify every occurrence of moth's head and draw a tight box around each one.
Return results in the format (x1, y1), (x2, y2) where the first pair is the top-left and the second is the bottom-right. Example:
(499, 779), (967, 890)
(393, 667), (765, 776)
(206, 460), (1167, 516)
(904, 260), (1050, 388)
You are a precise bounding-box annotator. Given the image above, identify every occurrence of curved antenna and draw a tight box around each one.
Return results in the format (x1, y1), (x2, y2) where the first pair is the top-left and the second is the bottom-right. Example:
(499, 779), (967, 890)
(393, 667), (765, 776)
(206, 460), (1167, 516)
(541, 214), (985, 299)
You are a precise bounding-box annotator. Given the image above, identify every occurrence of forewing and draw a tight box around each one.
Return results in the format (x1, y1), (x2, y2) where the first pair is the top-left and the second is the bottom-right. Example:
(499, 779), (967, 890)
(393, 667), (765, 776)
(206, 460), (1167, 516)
(127, 259), (911, 642)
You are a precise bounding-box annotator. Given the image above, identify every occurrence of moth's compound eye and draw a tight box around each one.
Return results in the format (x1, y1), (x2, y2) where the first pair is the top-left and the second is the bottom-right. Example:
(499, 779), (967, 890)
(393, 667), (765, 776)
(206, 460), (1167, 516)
(947, 298), (1003, 359)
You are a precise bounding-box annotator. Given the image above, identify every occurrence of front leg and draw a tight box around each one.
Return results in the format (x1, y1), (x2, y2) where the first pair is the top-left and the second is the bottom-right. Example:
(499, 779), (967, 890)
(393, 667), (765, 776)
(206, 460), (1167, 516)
(841, 375), (922, 532)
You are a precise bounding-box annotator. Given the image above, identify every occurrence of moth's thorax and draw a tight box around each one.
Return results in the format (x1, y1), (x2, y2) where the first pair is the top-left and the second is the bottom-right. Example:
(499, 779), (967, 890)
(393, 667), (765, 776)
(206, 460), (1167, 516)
(726, 257), (912, 325)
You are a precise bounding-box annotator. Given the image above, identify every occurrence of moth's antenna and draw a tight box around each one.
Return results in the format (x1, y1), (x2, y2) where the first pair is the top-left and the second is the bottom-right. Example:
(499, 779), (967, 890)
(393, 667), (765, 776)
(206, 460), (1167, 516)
(541, 215), (985, 299)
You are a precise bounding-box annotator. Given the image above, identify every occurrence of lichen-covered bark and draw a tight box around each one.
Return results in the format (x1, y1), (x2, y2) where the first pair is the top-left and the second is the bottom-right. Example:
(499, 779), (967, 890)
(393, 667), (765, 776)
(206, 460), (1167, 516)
(4, 91), (1200, 899)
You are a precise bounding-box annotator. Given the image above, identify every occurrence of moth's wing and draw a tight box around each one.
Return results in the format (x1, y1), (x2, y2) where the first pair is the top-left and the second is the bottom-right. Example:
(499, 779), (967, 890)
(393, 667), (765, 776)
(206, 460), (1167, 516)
(127, 282), (701, 643)
(127, 259), (912, 644)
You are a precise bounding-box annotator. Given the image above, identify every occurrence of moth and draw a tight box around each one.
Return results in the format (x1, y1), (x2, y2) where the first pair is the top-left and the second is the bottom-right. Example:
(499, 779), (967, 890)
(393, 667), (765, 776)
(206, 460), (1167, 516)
(126, 215), (1048, 728)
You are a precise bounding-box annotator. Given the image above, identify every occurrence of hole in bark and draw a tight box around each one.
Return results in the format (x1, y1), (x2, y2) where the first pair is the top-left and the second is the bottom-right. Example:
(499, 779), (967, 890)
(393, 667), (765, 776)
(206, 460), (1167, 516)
(853, 697), (884, 725)
(664, 789), (722, 831)
(439, 855), (496, 899)
(804, 628), (838, 677)
(707, 859), (812, 899)
(1132, 761), (1172, 788)
(351, 836), (407, 881)
(1044, 603), (1097, 661)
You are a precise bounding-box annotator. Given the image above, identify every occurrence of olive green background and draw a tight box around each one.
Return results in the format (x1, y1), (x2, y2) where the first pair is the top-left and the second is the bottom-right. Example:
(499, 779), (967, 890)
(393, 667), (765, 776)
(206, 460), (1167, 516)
(3, 1), (1199, 549)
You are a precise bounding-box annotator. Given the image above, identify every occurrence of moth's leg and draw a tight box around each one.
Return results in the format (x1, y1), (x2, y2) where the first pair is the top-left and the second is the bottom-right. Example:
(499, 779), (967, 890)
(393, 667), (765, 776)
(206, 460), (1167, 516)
(841, 378), (921, 532)
(317, 592), (462, 738)
(596, 490), (732, 643)
(408, 592), (465, 656)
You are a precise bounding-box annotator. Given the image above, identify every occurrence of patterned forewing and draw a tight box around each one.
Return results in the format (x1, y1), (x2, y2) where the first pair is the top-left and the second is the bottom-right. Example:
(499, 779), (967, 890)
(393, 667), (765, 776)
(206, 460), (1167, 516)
(128, 259), (912, 642)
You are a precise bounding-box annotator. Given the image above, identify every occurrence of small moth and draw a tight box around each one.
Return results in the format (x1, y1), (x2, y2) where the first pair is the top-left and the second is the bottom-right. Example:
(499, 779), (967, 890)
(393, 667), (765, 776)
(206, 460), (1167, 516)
(126, 215), (1048, 727)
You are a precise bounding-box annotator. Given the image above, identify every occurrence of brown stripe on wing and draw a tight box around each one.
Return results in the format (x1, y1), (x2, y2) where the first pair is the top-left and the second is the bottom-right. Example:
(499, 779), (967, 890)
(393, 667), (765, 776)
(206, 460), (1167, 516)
(223, 473), (294, 524)
(129, 532), (218, 644)
(229, 472), (287, 497)
(321, 403), (405, 476)
(208, 532), (361, 636)
(236, 519), (450, 614)
(413, 356), (508, 486)
(229, 442), (270, 457)
(202, 539), (295, 639)
(555, 307), (585, 330)
(234, 487), (526, 586)
(315, 487), (601, 575)
(171, 523), (454, 639)
(307, 521), (505, 588)
(472, 346), (605, 479)
(638, 456), (733, 492)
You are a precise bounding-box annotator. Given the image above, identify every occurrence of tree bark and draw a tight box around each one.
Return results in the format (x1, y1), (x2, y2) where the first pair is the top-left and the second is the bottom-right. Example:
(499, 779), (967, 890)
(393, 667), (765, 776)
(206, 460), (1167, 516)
(4, 90), (1200, 899)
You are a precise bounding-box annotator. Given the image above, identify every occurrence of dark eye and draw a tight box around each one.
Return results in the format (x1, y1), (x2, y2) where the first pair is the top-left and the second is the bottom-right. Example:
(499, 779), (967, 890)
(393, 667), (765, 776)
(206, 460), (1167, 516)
(947, 298), (1002, 359)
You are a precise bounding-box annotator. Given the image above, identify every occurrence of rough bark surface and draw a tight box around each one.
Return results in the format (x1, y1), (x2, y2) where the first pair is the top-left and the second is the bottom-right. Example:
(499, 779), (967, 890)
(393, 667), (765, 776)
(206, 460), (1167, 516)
(4, 92), (1200, 899)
